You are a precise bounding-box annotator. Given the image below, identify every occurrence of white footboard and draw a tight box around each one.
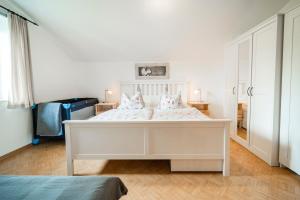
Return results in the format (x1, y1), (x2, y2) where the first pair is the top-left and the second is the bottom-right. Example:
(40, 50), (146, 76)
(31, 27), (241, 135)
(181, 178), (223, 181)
(64, 120), (230, 176)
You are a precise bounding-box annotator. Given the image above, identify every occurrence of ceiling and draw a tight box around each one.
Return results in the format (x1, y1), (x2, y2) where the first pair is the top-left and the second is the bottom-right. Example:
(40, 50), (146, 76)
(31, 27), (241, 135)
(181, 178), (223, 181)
(12, 0), (289, 62)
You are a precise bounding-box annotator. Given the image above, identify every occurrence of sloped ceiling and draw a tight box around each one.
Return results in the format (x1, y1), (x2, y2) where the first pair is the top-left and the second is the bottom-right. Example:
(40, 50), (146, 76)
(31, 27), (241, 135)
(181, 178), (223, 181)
(12, 0), (289, 62)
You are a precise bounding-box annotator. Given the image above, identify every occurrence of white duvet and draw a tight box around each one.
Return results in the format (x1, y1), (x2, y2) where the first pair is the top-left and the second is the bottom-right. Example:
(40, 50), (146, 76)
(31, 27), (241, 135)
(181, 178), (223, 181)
(90, 107), (209, 121)
(89, 108), (153, 121)
(152, 107), (209, 120)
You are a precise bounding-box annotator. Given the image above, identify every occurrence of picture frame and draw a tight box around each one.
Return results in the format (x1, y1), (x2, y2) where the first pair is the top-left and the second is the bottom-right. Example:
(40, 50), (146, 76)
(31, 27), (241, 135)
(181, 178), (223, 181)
(135, 63), (169, 80)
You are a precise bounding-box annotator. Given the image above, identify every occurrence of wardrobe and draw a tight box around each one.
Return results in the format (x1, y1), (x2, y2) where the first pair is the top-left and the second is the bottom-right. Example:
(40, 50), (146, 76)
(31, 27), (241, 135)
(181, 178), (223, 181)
(279, 6), (300, 175)
(224, 15), (283, 166)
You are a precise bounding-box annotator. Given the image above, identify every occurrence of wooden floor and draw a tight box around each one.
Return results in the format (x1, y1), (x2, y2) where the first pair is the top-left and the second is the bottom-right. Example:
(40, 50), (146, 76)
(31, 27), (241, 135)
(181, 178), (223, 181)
(237, 127), (247, 140)
(0, 140), (299, 200)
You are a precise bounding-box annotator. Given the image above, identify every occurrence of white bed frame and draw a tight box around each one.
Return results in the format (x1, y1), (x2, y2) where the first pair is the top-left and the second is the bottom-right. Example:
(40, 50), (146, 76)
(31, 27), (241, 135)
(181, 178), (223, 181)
(64, 81), (231, 176)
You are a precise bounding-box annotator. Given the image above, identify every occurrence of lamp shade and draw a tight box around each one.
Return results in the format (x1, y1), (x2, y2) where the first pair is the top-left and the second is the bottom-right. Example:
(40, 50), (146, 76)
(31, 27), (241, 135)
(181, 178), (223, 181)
(107, 90), (112, 95)
(193, 88), (202, 102)
(104, 89), (113, 102)
(194, 89), (201, 94)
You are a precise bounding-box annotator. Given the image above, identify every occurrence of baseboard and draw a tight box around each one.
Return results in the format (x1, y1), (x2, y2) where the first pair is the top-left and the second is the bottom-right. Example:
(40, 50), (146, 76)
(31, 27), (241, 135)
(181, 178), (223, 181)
(0, 144), (32, 162)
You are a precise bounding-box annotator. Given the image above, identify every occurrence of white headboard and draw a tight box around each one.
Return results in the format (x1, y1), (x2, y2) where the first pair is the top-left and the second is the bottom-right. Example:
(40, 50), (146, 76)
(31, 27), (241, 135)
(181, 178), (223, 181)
(120, 81), (189, 105)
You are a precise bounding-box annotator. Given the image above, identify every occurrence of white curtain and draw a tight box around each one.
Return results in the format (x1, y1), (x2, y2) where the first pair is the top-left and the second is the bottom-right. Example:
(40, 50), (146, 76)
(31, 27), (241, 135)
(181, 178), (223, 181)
(7, 13), (34, 108)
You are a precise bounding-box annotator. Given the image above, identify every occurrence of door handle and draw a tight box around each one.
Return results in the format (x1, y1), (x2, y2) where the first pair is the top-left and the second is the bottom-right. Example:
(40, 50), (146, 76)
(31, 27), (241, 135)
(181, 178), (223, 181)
(232, 87), (236, 95)
(250, 87), (254, 96)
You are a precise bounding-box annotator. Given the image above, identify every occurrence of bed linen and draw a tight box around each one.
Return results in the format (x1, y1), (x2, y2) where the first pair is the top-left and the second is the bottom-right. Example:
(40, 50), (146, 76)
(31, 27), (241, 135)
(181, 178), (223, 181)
(89, 106), (209, 121)
(90, 108), (153, 121)
(152, 107), (209, 120)
(0, 176), (127, 200)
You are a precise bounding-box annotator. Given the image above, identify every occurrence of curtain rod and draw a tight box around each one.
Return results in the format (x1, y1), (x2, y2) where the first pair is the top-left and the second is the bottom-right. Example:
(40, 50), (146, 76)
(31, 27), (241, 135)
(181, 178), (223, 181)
(0, 5), (38, 26)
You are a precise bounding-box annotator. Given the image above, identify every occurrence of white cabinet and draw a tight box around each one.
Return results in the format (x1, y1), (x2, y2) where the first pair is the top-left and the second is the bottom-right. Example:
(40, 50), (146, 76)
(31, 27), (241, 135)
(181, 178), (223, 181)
(224, 15), (283, 166)
(280, 6), (300, 175)
(224, 45), (238, 138)
(250, 20), (283, 166)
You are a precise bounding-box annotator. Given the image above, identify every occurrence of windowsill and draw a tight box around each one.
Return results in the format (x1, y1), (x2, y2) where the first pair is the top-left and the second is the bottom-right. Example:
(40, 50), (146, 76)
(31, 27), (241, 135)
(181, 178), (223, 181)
(0, 100), (8, 108)
(0, 101), (31, 110)
(0, 100), (8, 105)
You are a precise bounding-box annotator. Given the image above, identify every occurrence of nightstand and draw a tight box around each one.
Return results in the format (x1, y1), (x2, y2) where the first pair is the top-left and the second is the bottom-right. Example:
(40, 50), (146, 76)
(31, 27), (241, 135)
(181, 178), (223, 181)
(188, 101), (209, 116)
(95, 102), (118, 115)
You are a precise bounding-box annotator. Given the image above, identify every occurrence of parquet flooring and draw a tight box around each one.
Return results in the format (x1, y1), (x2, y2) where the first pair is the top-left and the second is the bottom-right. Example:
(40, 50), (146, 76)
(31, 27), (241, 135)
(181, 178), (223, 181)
(0, 140), (299, 200)
(237, 127), (247, 140)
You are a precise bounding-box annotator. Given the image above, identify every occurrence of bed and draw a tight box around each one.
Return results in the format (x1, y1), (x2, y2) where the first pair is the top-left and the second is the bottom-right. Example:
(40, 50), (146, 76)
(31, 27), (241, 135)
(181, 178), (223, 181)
(0, 176), (127, 200)
(64, 81), (231, 176)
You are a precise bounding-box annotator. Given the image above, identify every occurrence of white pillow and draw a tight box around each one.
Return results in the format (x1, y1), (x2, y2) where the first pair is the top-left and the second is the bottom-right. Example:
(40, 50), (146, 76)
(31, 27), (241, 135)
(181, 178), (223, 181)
(158, 93), (183, 110)
(119, 92), (145, 109)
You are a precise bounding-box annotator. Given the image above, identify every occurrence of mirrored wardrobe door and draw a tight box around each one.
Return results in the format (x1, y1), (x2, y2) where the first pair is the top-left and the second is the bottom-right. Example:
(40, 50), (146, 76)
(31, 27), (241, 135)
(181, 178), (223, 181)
(236, 37), (252, 145)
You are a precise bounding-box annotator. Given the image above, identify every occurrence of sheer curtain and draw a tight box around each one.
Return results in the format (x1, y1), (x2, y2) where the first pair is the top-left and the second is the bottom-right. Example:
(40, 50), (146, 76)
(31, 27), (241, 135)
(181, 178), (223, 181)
(7, 13), (34, 108)
(0, 14), (10, 101)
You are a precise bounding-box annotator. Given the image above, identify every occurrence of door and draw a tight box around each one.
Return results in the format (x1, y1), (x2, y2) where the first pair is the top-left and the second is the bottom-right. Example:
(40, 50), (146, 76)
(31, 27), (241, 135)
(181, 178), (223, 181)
(224, 44), (238, 137)
(236, 36), (252, 146)
(250, 22), (277, 165)
(280, 7), (300, 175)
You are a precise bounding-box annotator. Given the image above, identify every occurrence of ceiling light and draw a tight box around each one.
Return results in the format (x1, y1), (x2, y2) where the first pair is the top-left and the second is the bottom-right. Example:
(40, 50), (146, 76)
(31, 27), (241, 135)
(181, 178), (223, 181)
(144, 0), (173, 15)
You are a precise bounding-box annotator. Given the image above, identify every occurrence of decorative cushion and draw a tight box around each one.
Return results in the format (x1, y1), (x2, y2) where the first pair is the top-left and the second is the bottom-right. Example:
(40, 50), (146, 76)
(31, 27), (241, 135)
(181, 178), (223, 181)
(119, 92), (145, 109)
(158, 93), (183, 110)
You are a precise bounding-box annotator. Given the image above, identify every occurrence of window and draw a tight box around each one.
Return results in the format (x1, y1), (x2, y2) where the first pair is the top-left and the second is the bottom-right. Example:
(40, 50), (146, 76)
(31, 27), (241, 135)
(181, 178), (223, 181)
(0, 14), (11, 100)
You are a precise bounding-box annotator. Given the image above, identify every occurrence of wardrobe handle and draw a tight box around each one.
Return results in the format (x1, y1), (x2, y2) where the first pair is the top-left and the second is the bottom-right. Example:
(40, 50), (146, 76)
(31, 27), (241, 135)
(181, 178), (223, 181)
(232, 87), (236, 95)
(250, 87), (254, 96)
(247, 87), (251, 96)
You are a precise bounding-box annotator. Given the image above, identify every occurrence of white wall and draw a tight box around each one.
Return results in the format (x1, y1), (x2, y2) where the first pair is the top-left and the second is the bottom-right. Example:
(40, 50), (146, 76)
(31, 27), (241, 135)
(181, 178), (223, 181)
(77, 60), (225, 118)
(0, 102), (32, 156)
(29, 24), (87, 103)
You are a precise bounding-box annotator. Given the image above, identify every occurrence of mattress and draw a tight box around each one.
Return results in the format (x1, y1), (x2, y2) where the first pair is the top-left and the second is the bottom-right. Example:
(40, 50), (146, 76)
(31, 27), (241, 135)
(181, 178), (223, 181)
(90, 107), (209, 121)
(89, 108), (153, 121)
(0, 176), (127, 200)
